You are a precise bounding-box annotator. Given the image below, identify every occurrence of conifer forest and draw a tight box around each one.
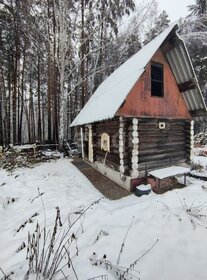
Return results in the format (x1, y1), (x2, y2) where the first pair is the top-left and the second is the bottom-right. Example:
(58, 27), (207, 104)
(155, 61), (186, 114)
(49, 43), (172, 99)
(0, 0), (206, 146)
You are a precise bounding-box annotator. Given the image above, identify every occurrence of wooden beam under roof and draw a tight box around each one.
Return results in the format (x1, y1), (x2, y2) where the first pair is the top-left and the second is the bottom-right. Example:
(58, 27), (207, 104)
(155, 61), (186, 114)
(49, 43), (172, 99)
(189, 109), (207, 118)
(178, 79), (196, 93)
(161, 35), (179, 54)
(162, 42), (175, 54)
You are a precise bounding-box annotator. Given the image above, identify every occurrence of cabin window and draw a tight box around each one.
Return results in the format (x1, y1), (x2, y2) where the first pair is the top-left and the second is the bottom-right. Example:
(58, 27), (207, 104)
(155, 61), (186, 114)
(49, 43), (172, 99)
(151, 62), (164, 97)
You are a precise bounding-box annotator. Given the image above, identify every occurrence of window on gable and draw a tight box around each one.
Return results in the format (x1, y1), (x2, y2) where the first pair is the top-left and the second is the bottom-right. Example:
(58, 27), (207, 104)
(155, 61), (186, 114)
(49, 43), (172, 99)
(151, 62), (164, 97)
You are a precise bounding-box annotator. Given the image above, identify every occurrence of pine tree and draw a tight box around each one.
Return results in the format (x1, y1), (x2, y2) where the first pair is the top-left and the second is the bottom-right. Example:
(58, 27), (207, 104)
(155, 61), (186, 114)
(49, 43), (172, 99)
(188, 0), (207, 15)
(180, 0), (207, 101)
(0, 0), (164, 145)
(143, 10), (170, 45)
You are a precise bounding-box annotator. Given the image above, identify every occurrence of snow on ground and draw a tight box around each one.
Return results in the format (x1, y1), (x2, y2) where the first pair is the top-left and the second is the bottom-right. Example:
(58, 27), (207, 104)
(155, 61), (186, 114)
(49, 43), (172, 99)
(0, 158), (207, 279)
(191, 149), (207, 177)
(191, 155), (207, 176)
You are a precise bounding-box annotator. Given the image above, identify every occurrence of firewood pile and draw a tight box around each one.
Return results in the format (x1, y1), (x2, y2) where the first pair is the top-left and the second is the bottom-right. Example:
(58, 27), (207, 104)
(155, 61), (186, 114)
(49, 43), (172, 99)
(0, 145), (62, 171)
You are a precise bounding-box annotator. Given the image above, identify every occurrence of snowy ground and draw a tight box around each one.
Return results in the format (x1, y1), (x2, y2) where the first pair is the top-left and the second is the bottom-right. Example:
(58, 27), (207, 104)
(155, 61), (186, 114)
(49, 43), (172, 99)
(0, 157), (207, 279)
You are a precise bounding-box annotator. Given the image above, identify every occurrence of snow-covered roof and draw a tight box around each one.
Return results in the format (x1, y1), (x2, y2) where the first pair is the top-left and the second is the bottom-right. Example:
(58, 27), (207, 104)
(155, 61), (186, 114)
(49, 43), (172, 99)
(70, 23), (206, 126)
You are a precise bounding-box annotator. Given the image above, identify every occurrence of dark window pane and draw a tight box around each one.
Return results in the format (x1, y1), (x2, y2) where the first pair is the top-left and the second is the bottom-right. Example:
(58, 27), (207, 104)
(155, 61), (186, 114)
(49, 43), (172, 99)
(151, 81), (163, 97)
(151, 65), (163, 80)
(151, 63), (164, 97)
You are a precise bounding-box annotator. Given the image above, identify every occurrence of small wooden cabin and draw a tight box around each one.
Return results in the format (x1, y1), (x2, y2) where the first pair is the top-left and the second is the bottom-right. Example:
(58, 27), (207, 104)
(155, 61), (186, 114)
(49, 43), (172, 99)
(71, 24), (206, 191)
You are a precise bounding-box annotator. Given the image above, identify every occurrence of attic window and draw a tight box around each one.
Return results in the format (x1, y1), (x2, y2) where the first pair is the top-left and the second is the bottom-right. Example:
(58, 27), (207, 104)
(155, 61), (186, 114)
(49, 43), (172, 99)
(151, 62), (164, 97)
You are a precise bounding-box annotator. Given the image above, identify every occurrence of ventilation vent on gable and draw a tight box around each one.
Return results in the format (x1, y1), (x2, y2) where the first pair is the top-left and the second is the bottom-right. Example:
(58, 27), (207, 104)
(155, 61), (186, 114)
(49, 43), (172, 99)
(159, 122), (166, 129)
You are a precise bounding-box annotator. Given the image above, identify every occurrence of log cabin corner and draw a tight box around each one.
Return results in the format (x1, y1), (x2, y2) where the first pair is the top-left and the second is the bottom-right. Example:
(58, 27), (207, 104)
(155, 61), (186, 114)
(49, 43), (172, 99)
(70, 23), (207, 192)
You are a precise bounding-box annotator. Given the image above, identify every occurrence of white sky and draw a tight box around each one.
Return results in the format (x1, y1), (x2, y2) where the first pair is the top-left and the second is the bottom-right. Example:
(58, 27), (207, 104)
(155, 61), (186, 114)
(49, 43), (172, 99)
(156, 0), (195, 21)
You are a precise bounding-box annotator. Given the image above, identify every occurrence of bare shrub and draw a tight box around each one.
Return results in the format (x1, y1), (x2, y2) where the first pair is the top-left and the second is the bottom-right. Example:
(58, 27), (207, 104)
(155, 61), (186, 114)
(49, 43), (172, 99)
(16, 242), (26, 253)
(93, 230), (109, 245)
(0, 267), (14, 280)
(158, 201), (182, 221)
(16, 213), (39, 233)
(24, 199), (102, 279)
(87, 275), (108, 280)
(116, 217), (134, 266)
(90, 233), (159, 280)
(180, 198), (207, 229)
(159, 197), (207, 229)
(2, 197), (17, 209)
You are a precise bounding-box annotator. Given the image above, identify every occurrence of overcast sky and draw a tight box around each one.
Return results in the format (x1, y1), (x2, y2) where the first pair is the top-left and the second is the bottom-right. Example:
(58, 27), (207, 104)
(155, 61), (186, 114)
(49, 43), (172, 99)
(156, 0), (195, 21)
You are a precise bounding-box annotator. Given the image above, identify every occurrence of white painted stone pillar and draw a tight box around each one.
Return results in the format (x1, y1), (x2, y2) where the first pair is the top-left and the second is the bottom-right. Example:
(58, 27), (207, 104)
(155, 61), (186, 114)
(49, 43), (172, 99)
(131, 118), (139, 178)
(88, 124), (94, 162)
(119, 117), (125, 174)
(80, 127), (85, 159)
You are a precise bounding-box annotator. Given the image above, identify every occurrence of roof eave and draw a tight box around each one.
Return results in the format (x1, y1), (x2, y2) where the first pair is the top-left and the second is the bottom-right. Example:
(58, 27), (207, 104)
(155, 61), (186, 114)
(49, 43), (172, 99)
(162, 28), (207, 120)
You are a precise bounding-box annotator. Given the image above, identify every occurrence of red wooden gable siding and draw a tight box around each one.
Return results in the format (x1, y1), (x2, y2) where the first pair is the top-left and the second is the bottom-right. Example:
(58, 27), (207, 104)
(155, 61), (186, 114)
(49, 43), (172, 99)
(117, 49), (191, 119)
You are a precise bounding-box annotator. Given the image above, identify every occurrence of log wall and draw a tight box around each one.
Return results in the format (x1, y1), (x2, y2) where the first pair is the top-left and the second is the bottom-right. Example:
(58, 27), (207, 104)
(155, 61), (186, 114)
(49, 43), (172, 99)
(92, 118), (120, 171)
(92, 117), (132, 175)
(138, 118), (191, 173)
(89, 117), (192, 178)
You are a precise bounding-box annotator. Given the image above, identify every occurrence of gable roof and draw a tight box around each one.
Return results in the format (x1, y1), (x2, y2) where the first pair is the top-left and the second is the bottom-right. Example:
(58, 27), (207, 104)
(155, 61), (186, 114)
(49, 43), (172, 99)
(71, 23), (206, 127)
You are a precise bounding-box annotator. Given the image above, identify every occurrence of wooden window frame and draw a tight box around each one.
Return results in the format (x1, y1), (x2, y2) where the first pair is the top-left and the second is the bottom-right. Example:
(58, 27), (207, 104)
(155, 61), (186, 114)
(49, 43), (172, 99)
(151, 62), (164, 97)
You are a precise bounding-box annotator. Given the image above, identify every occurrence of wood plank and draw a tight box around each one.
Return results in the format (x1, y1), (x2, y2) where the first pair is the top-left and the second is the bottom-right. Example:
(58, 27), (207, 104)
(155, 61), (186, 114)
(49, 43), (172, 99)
(139, 141), (186, 150)
(138, 151), (187, 164)
(189, 109), (207, 118)
(178, 80), (196, 93)
(139, 150), (186, 161)
(138, 137), (185, 144)
(138, 119), (185, 124)
(138, 130), (185, 135)
(138, 158), (187, 172)
(139, 146), (186, 157)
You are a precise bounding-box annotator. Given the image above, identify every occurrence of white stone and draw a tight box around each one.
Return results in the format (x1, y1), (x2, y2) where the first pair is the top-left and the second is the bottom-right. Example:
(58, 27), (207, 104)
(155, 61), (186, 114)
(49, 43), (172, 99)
(119, 146), (124, 153)
(132, 118), (138, 125)
(132, 149), (138, 156)
(132, 131), (138, 137)
(119, 140), (124, 147)
(131, 169), (139, 178)
(131, 156), (138, 163)
(119, 153), (124, 159)
(119, 165), (125, 173)
(133, 144), (138, 150)
(132, 138), (139, 144)
(132, 163), (138, 170)
(119, 128), (124, 134)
